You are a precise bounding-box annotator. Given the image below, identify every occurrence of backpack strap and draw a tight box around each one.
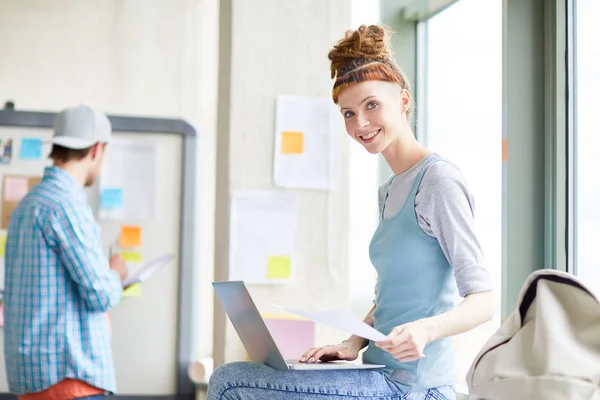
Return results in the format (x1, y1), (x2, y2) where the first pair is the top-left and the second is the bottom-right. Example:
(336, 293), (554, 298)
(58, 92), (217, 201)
(519, 272), (598, 325)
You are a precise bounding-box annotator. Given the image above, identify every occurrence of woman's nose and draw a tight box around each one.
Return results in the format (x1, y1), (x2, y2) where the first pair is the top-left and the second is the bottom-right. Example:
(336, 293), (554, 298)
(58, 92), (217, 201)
(357, 114), (370, 128)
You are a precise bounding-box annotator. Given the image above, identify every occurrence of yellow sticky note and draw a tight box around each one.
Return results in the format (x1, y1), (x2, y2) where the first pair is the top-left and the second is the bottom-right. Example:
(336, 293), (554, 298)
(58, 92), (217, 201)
(123, 283), (142, 297)
(280, 131), (304, 154)
(267, 255), (291, 279)
(119, 225), (142, 247)
(0, 233), (6, 257)
(121, 251), (142, 263)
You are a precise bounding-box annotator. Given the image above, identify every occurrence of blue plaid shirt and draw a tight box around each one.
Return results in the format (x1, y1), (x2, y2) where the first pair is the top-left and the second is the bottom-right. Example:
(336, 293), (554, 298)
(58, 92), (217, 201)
(3, 166), (122, 395)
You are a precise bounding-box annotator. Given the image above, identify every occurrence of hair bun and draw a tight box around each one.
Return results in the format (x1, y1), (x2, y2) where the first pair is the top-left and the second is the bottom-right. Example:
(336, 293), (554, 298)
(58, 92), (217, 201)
(328, 25), (392, 80)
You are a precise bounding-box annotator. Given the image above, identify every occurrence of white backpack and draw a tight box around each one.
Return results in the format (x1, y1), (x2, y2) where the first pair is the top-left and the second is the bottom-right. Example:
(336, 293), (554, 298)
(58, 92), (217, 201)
(466, 269), (600, 399)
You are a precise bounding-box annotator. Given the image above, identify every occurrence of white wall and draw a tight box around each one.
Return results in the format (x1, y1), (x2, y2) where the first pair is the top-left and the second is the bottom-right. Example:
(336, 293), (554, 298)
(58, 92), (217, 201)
(215, 0), (354, 363)
(0, 0), (366, 386)
(0, 0), (219, 383)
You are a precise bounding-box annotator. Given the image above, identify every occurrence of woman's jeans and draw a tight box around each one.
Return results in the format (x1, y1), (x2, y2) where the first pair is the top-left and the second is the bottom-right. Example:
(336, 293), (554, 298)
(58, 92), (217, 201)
(207, 362), (456, 400)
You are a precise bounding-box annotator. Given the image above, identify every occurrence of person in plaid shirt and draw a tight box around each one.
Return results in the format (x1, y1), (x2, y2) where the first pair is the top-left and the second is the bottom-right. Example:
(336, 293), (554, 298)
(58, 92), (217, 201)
(4, 105), (128, 400)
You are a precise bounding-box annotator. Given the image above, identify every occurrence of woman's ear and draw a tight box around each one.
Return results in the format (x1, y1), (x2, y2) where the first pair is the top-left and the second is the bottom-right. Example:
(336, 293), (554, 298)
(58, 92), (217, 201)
(400, 88), (412, 114)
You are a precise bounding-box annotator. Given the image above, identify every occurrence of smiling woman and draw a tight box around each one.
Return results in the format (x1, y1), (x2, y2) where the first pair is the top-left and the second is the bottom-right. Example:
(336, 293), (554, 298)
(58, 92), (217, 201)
(327, 21), (495, 381)
(206, 23), (495, 400)
(336, 81), (409, 154)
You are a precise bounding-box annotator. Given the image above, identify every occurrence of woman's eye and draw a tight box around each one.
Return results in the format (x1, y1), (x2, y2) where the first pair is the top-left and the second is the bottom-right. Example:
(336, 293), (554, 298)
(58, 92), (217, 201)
(367, 101), (378, 109)
(344, 111), (355, 118)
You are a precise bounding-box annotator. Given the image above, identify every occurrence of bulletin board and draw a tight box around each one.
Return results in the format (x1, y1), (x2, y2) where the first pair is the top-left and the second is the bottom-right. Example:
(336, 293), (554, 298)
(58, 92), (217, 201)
(0, 104), (199, 399)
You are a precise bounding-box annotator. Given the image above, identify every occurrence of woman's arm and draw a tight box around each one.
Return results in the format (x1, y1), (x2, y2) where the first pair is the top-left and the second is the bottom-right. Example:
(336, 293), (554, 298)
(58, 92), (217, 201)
(342, 303), (376, 351)
(420, 290), (495, 342)
(300, 303), (376, 363)
(376, 291), (494, 362)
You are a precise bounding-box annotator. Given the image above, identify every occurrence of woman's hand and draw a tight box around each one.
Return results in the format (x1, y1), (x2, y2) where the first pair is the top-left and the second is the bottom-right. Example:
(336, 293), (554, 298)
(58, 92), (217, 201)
(300, 341), (360, 363)
(375, 320), (431, 362)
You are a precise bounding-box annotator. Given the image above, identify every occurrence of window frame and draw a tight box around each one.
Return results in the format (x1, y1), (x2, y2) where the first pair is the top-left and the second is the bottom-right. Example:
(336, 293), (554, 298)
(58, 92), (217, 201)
(567, 0), (577, 275)
(380, 0), (573, 396)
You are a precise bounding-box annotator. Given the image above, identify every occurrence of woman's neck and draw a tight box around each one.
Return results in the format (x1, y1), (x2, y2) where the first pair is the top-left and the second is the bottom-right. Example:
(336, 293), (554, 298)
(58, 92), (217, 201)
(382, 134), (431, 176)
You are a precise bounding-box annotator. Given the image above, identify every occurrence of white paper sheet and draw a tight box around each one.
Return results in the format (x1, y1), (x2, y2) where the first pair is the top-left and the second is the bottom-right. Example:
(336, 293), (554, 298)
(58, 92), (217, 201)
(273, 304), (387, 342)
(273, 95), (339, 190)
(98, 138), (156, 220)
(229, 191), (297, 284)
(123, 253), (174, 287)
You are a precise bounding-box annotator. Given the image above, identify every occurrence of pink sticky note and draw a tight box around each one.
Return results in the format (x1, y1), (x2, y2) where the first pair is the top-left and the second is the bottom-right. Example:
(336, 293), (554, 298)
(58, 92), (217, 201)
(264, 318), (316, 360)
(4, 177), (29, 202)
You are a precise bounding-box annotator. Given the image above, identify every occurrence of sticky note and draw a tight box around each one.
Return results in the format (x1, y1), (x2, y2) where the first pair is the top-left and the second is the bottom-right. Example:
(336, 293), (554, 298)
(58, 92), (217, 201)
(121, 251), (142, 263)
(4, 177), (29, 202)
(20, 138), (42, 160)
(0, 233), (6, 257)
(100, 188), (124, 209)
(267, 255), (291, 279)
(280, 131), (304, 154)
(119, 225), (142, 247)
(123, 283), (142, 297)
(263, 317), (315, 360)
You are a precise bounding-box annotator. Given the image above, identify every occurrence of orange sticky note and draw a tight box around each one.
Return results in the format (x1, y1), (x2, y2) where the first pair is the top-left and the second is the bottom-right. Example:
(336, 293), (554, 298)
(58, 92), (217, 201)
(280, 131), (304, 154)
(119, 225), (142, 247)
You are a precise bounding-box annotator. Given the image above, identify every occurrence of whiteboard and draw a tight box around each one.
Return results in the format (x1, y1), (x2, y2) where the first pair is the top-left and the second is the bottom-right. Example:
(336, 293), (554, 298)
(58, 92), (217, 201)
(0, 122), (192, 396)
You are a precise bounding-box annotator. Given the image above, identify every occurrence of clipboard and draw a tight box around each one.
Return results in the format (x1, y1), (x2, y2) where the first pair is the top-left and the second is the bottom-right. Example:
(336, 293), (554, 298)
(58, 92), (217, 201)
(123, 253), (174, 287)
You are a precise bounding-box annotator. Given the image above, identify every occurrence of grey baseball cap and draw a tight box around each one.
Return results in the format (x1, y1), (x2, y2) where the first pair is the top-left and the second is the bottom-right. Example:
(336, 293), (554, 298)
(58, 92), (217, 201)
(50, 105), (111, 149)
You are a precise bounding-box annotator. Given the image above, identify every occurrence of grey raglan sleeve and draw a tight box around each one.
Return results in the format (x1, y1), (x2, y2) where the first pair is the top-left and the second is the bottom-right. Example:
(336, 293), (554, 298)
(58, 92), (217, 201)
(415, 162), (494, 297)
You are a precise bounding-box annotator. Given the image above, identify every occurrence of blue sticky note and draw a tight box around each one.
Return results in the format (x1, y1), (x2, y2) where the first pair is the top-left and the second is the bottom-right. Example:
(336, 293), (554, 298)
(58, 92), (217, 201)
(100, 188), (124, 209)
(20, 138), (42, 160)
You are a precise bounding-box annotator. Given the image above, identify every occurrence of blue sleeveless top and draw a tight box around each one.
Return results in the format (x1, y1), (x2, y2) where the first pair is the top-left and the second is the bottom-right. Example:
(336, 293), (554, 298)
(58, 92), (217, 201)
(362, 154), (457, 391)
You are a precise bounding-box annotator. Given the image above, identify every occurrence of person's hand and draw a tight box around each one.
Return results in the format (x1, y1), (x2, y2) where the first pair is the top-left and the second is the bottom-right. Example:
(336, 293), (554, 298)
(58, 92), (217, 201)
(300, 341), (360, 363)
(109, 254), (128, 282)
(375, 320), (431, 362)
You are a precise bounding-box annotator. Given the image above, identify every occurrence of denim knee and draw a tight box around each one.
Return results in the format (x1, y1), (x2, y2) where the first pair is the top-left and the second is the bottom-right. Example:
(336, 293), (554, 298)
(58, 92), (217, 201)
(207, 362), (248, 399)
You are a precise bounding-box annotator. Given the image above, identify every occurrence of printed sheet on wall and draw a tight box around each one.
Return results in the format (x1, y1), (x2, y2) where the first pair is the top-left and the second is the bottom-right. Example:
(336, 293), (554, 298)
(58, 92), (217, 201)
(98, 137), (157, 220)
(229, 190), (298, 284)
(273, 95), (339, 190)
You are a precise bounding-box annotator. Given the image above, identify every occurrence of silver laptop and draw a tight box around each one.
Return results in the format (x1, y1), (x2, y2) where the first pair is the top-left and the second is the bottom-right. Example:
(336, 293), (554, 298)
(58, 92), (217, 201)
(212, 280), (385, 370)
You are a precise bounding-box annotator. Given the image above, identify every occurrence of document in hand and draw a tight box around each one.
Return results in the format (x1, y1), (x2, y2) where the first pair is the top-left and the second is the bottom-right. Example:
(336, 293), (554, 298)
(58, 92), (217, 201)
(272, 304), (387, 342)
(122, 253), (174, 287)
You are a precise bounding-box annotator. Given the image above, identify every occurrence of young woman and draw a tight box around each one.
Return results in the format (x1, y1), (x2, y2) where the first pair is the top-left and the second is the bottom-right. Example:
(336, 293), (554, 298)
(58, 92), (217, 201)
(207, 24), (495, 400)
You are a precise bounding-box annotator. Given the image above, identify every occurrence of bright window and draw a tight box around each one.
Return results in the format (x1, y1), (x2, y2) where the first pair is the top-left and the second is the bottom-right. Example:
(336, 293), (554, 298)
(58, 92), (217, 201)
(425, 0), (502, 389)
(348, 0), (380, 317)
(574, 0), (600, 296)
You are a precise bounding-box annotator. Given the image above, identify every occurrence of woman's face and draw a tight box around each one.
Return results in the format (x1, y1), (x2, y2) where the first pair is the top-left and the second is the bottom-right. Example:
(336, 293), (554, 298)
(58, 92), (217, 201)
(337, 80), (410, 154)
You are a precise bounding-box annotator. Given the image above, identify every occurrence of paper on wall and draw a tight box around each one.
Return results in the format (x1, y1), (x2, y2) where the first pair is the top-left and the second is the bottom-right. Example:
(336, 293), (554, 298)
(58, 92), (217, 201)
(229, 190), (297, 284)
(98, 138), (156, 220)
(1, 175), (42, 229)
(273, 95), (339, 190)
